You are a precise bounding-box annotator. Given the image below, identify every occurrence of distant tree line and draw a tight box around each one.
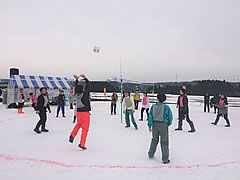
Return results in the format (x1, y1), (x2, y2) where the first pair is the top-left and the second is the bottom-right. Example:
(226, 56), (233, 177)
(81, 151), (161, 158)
(80, 80), (240, 97)
(151, 80), (240, 97)
(90, 81), (120, 92)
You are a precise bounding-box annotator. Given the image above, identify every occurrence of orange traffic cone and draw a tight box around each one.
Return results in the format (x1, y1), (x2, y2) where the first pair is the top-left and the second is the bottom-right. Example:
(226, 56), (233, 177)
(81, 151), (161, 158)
(20, 108), (24, 113)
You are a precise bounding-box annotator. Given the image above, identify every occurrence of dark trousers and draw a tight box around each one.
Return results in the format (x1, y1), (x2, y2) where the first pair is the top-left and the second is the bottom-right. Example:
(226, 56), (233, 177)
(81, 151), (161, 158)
(35, 110), (47, 130)
(214, 107), (219, 114)
(177, 108), (195, 130)
(32, 103), (37, 110)
(70, 103), (73, 109)
(134, 100), (139, 110)
(111, 103), (117, 114)
(18, 102), (24, 109)
(148, 122), (169, 162)
(204, 102), (210, 112)
(141, 107), (149, 120)
(57, 105), (65, 116)
(214, 114), (230, 126)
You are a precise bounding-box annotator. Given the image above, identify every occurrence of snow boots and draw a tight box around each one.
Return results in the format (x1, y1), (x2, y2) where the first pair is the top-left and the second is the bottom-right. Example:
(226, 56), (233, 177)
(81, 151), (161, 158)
(69, 136), (87, 150)
(56, 111), (65, 117)
(78, 144), (87, 150)
(34, 128), (41, 134)
(69, 135), (74, 143)
(41, 129), (49, 132)
(175, 120), (183, 131)
(163, 160), (170, 164)
(188, 121), (196, 133)
(175, 120), (196, 133)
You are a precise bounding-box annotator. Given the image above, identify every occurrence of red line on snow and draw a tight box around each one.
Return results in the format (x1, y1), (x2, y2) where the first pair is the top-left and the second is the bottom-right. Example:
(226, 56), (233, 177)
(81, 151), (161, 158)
(0, 153), (240, 169)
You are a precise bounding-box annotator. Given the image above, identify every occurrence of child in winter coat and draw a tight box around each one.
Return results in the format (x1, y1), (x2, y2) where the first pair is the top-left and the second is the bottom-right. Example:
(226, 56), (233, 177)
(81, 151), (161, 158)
(17, 88), (25, 114)
(175, 88), (196, 133)
(204, 93), (210, 113)
(211, 94), (230, 127)
(139, 92), (150, 121)
(210, 94), (220, 114)
(148, 93), (173, 164)
(133, 90), (140, 110)
(123, 92), (138, 129)
(29, 92), (37, 110)
(56, 90), (66, 117)
(111, 92), (118, 115)
(69, 89), (74, 109)
(34, 87), (51, 133)
(69, 74), (91, 150)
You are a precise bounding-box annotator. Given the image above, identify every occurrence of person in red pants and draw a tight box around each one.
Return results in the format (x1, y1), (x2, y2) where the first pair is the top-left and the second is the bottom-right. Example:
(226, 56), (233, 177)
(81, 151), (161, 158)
(69, 74), (91, 150)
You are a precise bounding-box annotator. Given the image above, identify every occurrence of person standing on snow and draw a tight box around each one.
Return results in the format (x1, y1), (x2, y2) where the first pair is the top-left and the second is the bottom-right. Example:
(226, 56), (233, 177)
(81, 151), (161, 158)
(29, 92), (37, 110)
(56, 90), (66, 117)
(139, 92), (150, 121)
(69, 89), (74, 109)
(175, 88), (196, 133)
(69, 74), (91, 150)
(17, 88), (25, 114)
(210, 94), (220, 114)
(123, 91), (138, 129)
(34, 87), (51, 134)
(204, 93), (210, 113)
(133, 90), (140, 110)
(148, 93), (173, 164)
(211, 94), (230, 127)
(111, 92), (118, 115)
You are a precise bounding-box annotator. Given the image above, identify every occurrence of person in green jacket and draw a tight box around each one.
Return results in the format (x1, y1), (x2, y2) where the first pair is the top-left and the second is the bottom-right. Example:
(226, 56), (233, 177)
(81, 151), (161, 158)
(148, 93), (173, 164)
(133, 90), (140, 110)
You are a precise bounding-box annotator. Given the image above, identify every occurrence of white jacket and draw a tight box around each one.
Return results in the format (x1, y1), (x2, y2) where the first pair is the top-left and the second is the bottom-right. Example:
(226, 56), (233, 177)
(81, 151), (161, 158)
(123, 96), (134, 111)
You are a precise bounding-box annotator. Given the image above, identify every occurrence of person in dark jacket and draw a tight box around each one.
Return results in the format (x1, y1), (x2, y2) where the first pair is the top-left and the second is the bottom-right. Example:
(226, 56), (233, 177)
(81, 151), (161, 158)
(204, 93), (210, 113)
(17, 88), (25, 114)
(69, 74), (91, 150)
(34, 87), (51, 134)
(210, 94), (220, 114)
(69, 89), (74, 109)
(111, 92), (118, 115)
(56, 90), (66, 117)
(175, 88), (196, 133)
(211, 94), (230, 127)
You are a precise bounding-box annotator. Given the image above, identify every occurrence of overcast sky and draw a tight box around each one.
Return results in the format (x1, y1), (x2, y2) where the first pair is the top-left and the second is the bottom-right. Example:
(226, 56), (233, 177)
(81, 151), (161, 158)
(0, 0), (239, 82)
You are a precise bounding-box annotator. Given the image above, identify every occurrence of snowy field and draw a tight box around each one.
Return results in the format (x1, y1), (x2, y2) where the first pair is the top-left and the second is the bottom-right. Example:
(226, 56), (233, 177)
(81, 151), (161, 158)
(0, 95), (240, 180)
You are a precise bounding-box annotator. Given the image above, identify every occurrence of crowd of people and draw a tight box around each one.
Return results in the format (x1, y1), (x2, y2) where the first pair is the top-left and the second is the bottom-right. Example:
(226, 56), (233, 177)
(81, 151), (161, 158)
(15, 76), (232, 164)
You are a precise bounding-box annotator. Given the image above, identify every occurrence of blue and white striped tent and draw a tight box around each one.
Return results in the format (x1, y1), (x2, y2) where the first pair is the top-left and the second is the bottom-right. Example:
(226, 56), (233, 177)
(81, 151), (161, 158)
(10, 75), (72, 89)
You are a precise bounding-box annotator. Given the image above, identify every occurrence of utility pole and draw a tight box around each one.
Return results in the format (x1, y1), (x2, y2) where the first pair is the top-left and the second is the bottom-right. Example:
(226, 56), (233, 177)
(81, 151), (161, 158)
(120, 59), (123, 124)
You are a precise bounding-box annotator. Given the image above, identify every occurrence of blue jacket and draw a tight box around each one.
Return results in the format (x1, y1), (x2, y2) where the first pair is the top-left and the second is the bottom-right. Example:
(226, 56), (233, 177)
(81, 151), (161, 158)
(148, 102), (173, 128)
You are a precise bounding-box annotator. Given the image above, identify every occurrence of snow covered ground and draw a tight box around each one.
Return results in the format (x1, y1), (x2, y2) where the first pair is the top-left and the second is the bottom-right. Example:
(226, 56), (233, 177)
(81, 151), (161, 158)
(0, 95), (240, 180)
